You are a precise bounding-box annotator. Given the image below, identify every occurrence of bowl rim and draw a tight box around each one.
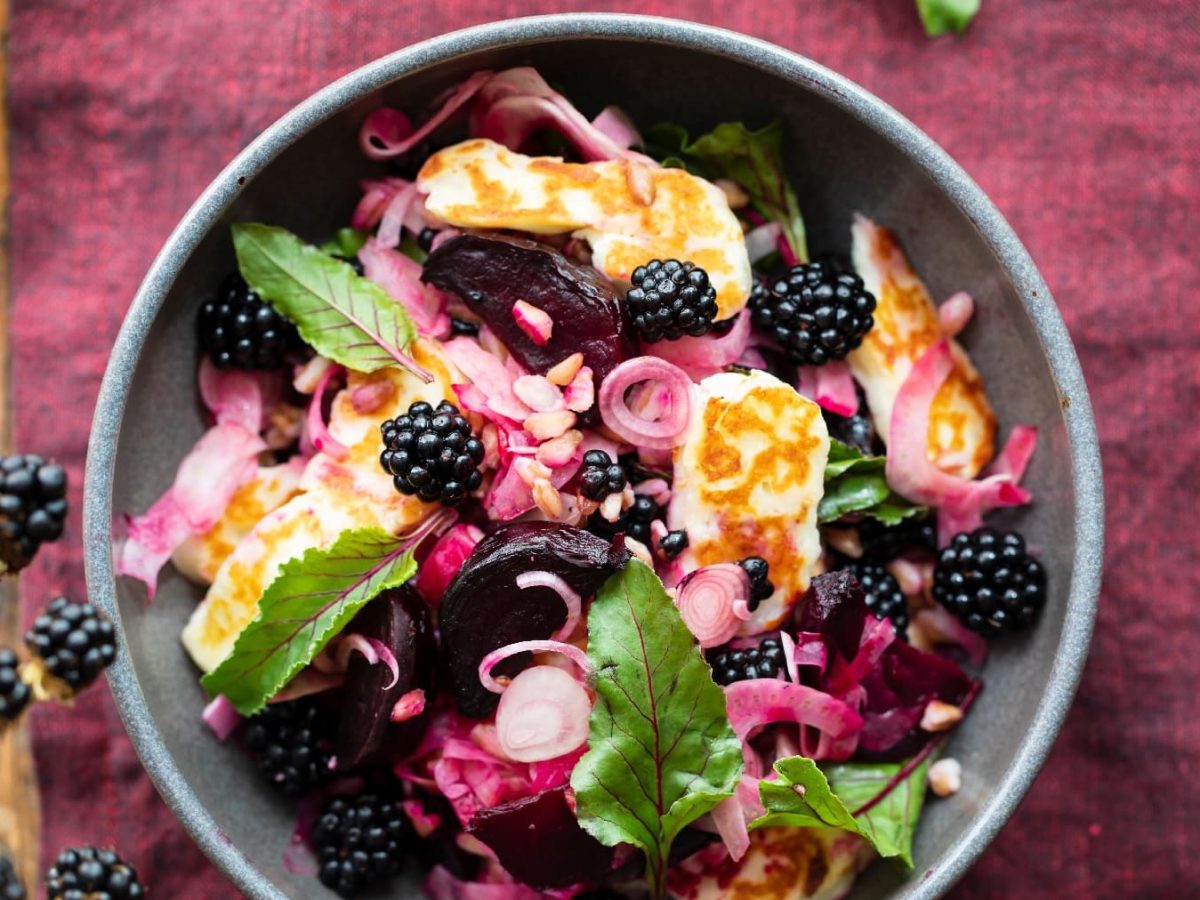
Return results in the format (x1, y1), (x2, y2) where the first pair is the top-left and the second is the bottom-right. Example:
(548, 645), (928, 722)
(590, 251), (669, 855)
(83, 13), (1104, 899)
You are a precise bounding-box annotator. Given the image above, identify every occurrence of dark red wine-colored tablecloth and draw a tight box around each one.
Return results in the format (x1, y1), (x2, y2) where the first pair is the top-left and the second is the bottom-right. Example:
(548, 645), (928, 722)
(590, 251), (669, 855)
(9, 1), (1197, 896)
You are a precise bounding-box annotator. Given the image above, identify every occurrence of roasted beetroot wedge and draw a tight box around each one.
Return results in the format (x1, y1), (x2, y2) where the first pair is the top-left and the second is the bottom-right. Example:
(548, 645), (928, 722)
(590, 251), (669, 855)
(439, 522), (629, 717)
(465, 787), (615, 888)
(422, 234), (636, 388)
(336, 583), (435, 768)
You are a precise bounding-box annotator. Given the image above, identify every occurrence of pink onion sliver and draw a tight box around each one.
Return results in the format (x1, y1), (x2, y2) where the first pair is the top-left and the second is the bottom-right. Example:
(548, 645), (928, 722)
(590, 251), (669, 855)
(779, 631), (800, 684)
(711, 793), (751, 862)
(813, 360), (859, 416)
(889, 557), (928, 597)
(477, 639), (591, 694)
(598, 356), (693, 449)
(985, 424), (1038, 482)
(494, 665), (592, 763)
(391, 689), (427, 722)
(201, 695), (241, 742)
(590, 105), (643, 149)
(795, 365), (818, 402)
(675, 564), (752, 648)
(350, 380), (395, 415)
(649, 311), (751, 381)
(376, 182), (419, 249)
(359, 70), (493, 160)
(516, 570), (582, 641)
(938, 291), (975, 336)
(744, 221), (783, 264)
(197, 356), (264, 431)
(335, 634), (400, 690)
(307, 363), (348, 461)
(724, 679), (863, 748)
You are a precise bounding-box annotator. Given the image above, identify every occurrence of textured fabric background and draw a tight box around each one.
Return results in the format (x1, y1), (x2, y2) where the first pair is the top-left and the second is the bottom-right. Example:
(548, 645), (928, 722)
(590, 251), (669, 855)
(8, 1), (1197, 896)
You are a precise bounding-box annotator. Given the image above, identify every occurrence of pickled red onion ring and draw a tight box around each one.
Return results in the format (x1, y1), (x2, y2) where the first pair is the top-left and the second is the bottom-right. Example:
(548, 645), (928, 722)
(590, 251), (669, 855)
(477, 640), (592, 694)
(306, 363), (348, 461)
(515, 570), (581, 641)
(597, 356), (693, 449)
(675, 563), (752, 649)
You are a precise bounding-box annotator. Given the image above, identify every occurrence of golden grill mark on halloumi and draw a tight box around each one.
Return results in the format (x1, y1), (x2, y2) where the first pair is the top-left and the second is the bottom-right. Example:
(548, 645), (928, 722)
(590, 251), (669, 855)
(668, 371), (828, 633)
(171, 459), (304, 586)
(417, 139), (752, 319)
(848, 214), (995, 478)
(670, 827), (871, 900)
(181, 341), (461, 674)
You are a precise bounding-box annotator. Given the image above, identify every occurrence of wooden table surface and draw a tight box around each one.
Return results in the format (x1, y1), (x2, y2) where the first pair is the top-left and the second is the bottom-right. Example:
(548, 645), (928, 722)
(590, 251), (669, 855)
(0, 0), (43, 885)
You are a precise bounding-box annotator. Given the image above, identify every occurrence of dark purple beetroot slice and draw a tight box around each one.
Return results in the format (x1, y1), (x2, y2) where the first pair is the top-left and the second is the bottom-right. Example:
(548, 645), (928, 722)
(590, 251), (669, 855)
(422, 233), (636, 388)
(795, 570), (867, 662)
(439, 522), (630, 718)
(336, 583), (435, 769)
(465, 787), (615, 889)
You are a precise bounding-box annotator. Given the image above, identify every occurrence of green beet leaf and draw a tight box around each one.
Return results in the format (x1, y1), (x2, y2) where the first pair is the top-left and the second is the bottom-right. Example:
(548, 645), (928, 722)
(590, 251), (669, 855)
(232, 223), (424, 379)
(570, 560), (743, 898)
(819, 438), (926, 525)
(644, 120), (808, 263)
(754, 755), (934, 868)
(201, 527), (418, 715)
(916, 0), (982, 36)
(318, 227), (370, 259)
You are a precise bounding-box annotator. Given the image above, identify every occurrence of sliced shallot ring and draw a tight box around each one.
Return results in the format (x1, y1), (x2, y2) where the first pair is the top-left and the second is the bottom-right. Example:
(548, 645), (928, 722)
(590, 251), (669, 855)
(675, 563), (752, 649)
(516, 570), (582, 641)
(597, 356), (693, 450)
(477, 639), (592, 694)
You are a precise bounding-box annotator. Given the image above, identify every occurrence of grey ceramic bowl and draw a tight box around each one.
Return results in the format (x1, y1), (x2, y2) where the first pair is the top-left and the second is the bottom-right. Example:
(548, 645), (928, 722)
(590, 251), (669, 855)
(84, 13), (1103, 900)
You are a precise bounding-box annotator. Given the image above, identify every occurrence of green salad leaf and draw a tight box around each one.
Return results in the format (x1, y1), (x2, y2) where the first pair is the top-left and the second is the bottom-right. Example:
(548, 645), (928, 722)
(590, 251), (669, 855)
(754, 755), (934, 868)
(644, 120), (808, 263)
(232, 223), (422, 377)
(570, 560), (743, 898)
(201, 527), (419, 715)
(318, 227), (370, 259)
(820, 438), (926, 525)
(916, 0), (981, 36)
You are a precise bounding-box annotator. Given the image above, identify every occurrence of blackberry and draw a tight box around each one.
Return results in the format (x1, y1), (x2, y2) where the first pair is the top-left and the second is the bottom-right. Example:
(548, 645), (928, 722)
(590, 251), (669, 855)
(46, 847), (143, 900)
(588, 494), (660, 545)
(709, 638), (787, 686)
(850, 562), (909, 638)
(738, 556), (775, 610)
(627, 259), (720, 342)
(659, 529), (689, 559)
(380, 401), (485, 505)
(0, 455), (67, 574)
(0, 649), (30, 725)
(748, 260), (876, 365)
(933, 528), (1046, 636)
(197, 272), (299, 371)
(578, 450), (628, 501)
(312, 792), (408, 897)
(0, 855), (24, 900)
(824, 408), (877, 456)
(858, 516), (938, 563)
(25, 597), (116, 695)
(417, 227), (439, 253)
(449, 316), (480, 337)
(244, 697), (335, 797)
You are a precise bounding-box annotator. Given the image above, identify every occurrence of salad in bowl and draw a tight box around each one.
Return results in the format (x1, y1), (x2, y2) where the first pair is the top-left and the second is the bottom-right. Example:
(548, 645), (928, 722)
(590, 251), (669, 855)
(117, 66), (1043, 899)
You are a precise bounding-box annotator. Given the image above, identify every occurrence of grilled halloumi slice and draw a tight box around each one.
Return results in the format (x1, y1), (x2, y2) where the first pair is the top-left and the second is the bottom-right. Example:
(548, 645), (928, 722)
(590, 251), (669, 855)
(671, 828), (871, 900)
(181, 341), (460, 674)
(668, 370), (828, 633)
(171, 459), (304, 585)
(849, 214), (995, 478)
(417, 138), (752, 319)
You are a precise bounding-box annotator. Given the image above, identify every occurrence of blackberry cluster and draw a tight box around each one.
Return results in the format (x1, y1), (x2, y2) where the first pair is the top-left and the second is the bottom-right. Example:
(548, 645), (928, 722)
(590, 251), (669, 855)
(0, 455), (67, 574)
(25, 597), (116, 693)
(45, 847), (143, 900)
(710, 638), (787, 686)
(312, 792), (409, 897)
(0, 649), (30, 725)
(738, 556), (775, 610)
(244, 697), (335, 797)
(626, 259), (720, 342)
(380, 401), (485, 505)
(748, 260), (876, 365)
(850, 562), (909, 639)
(197, 273), (299, 371)
(587, 494), (661, 545)
(578, 450), (628, 501)
(658, 529), (689, 559)
(0, 855), (24, 900)
(858, 516), (938, 563)
(933, 528), (1046, 637)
